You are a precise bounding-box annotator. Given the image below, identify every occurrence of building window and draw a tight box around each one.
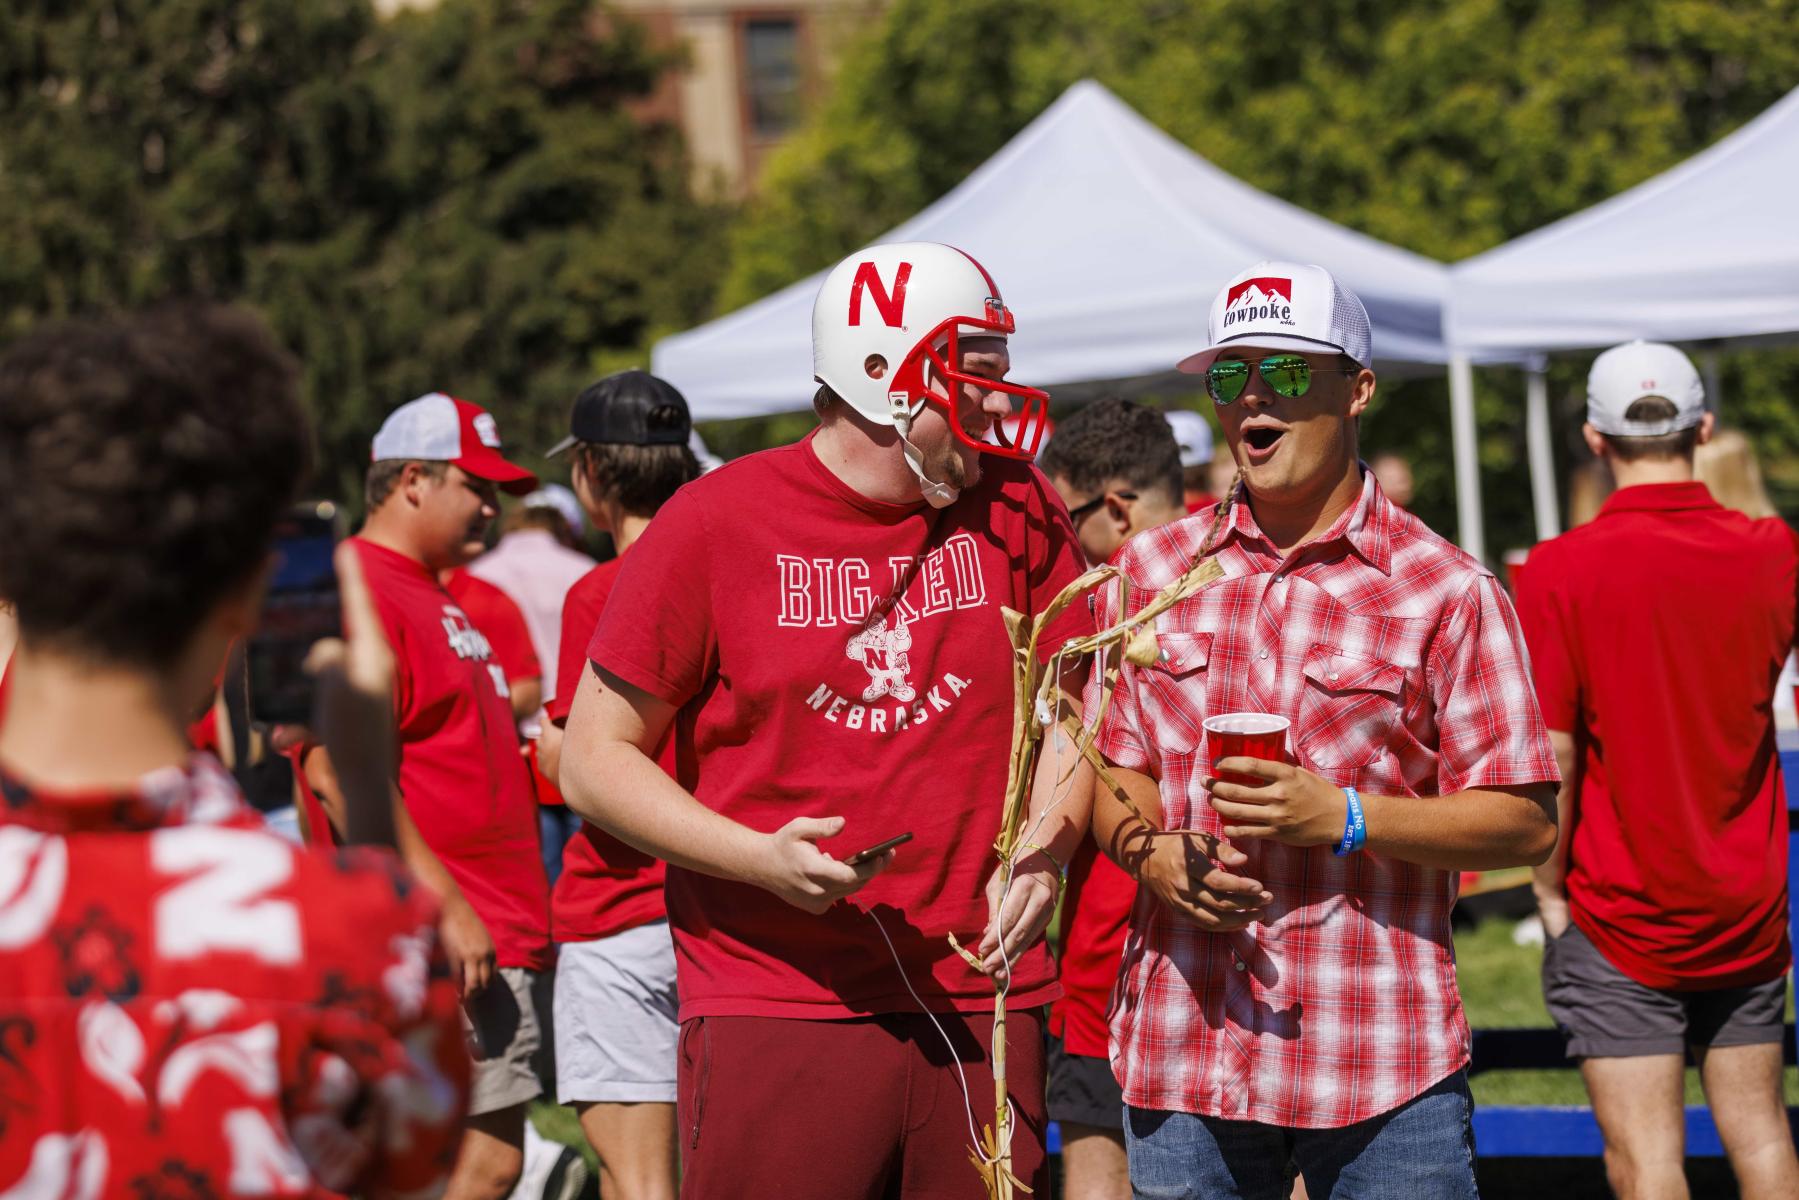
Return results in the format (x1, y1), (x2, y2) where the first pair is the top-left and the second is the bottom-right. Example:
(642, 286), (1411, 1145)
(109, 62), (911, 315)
(743, 17), (802, 141)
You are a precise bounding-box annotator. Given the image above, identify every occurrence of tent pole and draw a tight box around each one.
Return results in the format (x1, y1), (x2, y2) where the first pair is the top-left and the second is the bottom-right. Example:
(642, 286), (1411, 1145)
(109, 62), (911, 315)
(1448, 353), (1487, 564)
(1524, 357), (1560, 543)
(1700, 347), (1723, 420)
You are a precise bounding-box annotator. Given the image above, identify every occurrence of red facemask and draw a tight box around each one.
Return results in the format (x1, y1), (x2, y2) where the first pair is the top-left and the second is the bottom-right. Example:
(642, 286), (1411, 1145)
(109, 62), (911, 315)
(887, 299), (1051, 461)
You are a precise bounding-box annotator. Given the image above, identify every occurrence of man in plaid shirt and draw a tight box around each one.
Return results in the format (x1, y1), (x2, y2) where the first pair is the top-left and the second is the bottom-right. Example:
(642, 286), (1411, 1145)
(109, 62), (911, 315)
(1086, 262), (1559, 1199)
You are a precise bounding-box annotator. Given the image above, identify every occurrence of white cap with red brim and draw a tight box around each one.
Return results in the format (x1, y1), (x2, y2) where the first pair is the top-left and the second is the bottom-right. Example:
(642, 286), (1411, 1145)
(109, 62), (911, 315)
(1176, 261), (1374, 375)
(371, 392), (538, 495)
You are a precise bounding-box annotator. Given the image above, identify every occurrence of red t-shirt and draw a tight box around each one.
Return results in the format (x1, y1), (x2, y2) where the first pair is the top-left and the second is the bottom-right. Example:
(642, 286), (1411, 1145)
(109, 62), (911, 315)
(443, 567), (541, 690)
(352, 537), (551, 971)
(0, 754), (468, 1197)
(1049, 841), (1137, 1058)
(1049, 543), (1139, 1060)
(548, 556), (669, 942)
(1515, 482), (1798, 990)
(588, 431), (1090, 1020)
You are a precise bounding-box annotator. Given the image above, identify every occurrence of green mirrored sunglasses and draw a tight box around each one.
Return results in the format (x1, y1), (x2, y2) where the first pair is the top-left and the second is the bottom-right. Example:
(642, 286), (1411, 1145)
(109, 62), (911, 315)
(1205, 353), (1356, 406)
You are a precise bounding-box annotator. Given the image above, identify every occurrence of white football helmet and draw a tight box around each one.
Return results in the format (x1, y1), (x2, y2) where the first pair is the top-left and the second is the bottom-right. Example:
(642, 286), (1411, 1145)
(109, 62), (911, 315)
(811, 242), (1049, 504)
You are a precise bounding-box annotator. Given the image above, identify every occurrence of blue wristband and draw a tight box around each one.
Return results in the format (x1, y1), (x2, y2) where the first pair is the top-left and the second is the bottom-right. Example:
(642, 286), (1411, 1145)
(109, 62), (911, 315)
(1333, 787), (1366, 856)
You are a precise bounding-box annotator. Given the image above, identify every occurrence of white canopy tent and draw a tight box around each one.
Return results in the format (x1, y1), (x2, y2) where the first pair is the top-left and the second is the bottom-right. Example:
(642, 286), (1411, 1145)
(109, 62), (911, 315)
(655, 80), (1495, 545)
(1447, 87), (1799, 553)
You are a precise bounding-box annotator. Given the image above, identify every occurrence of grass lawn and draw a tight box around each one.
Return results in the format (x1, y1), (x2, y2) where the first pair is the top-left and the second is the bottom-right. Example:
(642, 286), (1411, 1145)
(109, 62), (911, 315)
(532, 908), (1799, 1167)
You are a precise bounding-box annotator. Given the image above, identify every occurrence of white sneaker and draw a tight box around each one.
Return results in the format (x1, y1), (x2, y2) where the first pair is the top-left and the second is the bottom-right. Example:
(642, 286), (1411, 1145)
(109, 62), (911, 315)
(540, 1146), (590, 1200)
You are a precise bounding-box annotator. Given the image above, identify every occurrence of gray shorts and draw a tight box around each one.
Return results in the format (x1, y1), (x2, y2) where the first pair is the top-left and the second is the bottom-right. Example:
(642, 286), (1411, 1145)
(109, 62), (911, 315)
(554, 920), (679, 1104)
(1045, 1031), (1124, 1133)
(463, 965), (553, 1115)
(1542, 922), (1787, 1059)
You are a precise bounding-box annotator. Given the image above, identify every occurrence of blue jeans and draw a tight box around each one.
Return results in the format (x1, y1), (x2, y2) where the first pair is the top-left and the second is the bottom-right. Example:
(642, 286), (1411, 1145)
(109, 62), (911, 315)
(1125, 1071), (1479, 1199)
(538, 804), (580, 886)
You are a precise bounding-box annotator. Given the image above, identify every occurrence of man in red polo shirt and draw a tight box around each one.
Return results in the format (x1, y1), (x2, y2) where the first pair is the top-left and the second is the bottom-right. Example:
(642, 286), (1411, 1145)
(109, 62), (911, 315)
(1516, 341), (1799, 1200)
(532, 369), (700, 1200)
(353, 392), (552, 1200)
(1088, 261), (1559, 1199)
(0, 304), (467, 1197)
(558, 242), (1093, 1199)
(1038, 397), (1192, 1200)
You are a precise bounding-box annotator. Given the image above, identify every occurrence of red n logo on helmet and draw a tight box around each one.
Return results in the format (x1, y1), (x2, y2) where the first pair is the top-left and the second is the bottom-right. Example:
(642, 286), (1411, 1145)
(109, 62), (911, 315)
(848, 261), (912, 327)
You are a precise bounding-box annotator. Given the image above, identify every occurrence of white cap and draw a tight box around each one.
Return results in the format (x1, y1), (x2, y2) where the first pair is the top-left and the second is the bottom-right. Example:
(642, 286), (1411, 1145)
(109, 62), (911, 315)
(1586, 340), (1706, 437)
(688, 429), (724, 474)
(1177, 261), (1373, 374)
(522, 483), (585, 536)
(370, 392), (537, 494)
(1163, 410), (1214, 467)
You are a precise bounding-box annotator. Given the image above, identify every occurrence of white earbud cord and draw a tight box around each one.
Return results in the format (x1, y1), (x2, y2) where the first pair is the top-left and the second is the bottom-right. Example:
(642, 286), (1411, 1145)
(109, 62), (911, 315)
(864, 641), (1096, 1171)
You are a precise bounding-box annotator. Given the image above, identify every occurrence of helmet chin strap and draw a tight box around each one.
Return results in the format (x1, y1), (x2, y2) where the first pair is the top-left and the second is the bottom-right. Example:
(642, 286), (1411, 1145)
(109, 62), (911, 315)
(889, 391), (959, 508)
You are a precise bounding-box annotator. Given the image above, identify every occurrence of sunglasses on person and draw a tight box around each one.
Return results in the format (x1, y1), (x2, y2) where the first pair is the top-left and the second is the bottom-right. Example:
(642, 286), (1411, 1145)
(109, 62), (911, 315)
(1067, 490), (1137, 525)
(1205, 353), (1359, 406)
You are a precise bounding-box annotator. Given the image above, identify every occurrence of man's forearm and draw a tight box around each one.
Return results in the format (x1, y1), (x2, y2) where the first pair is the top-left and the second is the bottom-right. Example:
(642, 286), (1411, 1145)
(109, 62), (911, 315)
(1532, 732), (1578, 912)
(561, 737), (771, 883)
(1017, 687), (1093, 869)
(390, 788), (467, 904)
(1360, 784), (1557, 871)
(1090, 760), (1167, 878)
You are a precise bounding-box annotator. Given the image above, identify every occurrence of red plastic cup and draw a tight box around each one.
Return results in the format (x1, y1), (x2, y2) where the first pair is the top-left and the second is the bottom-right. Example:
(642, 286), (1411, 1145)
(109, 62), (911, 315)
(1204, 712), (1291, 787)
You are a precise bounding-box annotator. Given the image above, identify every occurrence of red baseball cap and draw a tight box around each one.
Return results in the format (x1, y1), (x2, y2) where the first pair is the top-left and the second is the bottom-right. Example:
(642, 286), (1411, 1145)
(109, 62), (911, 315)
(370, 392), (538, 495)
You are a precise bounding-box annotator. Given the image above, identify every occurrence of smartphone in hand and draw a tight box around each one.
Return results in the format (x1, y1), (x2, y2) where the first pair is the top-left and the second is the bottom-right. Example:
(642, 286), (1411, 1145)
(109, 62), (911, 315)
(246, 502), (343, 725)
(844, 832), (913, 866)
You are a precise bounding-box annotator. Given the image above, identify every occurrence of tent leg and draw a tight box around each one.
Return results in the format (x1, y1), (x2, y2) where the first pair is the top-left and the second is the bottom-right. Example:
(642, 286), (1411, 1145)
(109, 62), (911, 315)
(1525, 359), (1559, 543)
(1448, 354), (1487, 565)
(1700, 348), (1723, 420)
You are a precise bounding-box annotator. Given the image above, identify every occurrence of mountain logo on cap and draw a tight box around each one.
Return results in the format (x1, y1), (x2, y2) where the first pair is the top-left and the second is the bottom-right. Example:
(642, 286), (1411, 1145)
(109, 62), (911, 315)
(474, 413), (503, 449)
(1222, 277), (1296, 330)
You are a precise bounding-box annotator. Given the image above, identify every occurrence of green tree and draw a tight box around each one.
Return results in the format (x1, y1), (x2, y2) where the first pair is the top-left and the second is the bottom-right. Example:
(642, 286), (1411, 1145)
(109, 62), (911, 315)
(0, 0), (727, 508)
(718, 0), (1799, 548)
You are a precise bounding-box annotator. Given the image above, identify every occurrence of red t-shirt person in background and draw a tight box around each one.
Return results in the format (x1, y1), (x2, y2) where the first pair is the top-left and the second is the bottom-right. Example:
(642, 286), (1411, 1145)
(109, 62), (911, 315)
(558, 243), (1094, 1200)
(1515, 341), (1799, 1200)
(443, 566), (543, 722)
(530, 369), (701, 1200)
(0, 305), (466, 1196)
(1036, 398), (1192, 1200)
(345, 391), (552, 1200)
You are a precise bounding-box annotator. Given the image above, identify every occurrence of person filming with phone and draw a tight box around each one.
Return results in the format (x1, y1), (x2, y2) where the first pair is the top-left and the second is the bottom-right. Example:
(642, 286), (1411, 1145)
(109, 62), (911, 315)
(0, 304), (468, 1196)
(1085, 262), (1559, 1200)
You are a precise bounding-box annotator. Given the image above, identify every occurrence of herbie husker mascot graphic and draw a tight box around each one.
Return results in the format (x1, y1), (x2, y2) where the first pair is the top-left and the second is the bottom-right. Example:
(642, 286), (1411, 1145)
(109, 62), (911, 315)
(846, 612), (915, 702)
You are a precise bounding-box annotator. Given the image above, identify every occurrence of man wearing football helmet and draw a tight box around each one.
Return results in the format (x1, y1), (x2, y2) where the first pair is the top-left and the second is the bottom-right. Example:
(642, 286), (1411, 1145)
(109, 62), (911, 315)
(558, 241), (1091, 1197)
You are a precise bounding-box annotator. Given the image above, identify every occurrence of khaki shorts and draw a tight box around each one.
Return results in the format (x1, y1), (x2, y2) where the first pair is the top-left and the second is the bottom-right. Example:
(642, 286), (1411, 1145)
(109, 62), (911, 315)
(462, 965), (553, 1115)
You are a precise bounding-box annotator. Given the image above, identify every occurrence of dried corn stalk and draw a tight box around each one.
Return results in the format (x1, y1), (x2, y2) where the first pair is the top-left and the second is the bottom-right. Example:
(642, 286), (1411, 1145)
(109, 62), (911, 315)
(955, 508), (1232, 1199)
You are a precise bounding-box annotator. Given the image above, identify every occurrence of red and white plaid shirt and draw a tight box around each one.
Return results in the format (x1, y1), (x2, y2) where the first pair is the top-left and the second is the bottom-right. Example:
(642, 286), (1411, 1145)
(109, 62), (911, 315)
(1088, 471), (1557, 1128)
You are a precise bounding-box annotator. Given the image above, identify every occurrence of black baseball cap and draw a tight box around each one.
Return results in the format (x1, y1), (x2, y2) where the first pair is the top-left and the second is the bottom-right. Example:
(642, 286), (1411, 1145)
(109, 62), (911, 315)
(545, 369), (692, 456)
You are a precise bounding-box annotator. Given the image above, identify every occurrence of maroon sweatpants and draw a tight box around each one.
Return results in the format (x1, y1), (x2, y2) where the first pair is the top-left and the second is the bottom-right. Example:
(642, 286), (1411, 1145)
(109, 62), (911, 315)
(676, 1008), (1048, 1200)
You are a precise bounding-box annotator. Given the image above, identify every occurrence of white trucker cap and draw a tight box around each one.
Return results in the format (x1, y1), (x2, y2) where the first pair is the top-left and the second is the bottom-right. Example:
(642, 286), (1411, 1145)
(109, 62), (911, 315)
(371, 392), (538, 494)
(1177, 261), (1373, 374)
(1163, 410), (1214, 467)
(1586, 341), (1706, 437)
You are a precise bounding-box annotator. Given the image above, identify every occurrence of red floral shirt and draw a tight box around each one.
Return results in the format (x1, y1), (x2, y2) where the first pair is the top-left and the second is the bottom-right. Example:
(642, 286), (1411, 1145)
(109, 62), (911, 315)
(0, 754), (468, 1197)
(1089, 471), (1557, 1128)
